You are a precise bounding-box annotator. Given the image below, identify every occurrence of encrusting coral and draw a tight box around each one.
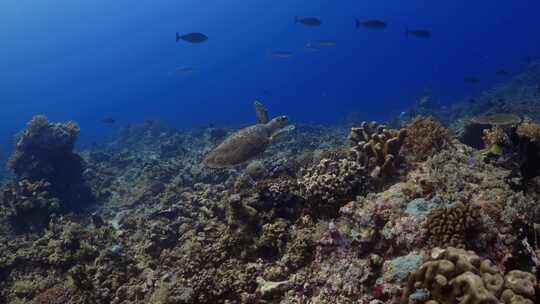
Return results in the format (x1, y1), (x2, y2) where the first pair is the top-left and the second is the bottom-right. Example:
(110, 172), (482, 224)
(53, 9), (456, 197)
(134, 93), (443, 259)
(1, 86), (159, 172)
(348, 121), (407, 178)
(403, 116), (452, 161)
(402, 247), (537, 304)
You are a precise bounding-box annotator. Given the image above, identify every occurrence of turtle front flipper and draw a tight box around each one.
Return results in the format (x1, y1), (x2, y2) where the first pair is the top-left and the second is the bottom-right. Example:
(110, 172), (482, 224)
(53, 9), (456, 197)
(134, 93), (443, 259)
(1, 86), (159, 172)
(254, 100), (269, 124)
(270, 125), (295, 142)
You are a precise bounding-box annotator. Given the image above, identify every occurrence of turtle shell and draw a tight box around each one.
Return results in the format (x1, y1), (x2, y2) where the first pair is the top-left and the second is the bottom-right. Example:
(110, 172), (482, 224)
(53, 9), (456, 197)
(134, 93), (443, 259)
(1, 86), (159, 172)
(202, 125), (271, 168)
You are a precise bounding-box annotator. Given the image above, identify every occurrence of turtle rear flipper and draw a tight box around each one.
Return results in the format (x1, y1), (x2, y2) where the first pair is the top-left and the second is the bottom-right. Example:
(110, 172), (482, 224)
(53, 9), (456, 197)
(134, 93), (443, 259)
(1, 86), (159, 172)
(254, 100), (269, 124)
(270, 125), (295, 142)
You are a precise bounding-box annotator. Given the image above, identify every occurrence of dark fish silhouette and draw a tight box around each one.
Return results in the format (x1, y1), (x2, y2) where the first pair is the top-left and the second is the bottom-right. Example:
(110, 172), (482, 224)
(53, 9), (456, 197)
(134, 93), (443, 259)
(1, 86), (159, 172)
(305, 42), (320, 51)
(176, 66), (194, 73)
(176, 32), (208, 43)
(317, 40), (336, 46)
(100, 118), (115, 124)
(495, 69), (509, 76)
(355, 19), (387, 29)
(272, 51), (292, 58)
(464, 76), (480, 84)
(405, 28), (431, 38)
(537, 81), (540, 94)
(295, 16), (321, 26)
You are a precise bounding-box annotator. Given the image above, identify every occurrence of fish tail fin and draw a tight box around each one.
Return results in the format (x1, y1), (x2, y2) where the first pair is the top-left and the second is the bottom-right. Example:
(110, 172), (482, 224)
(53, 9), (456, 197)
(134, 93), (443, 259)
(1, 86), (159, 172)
(176, 32), (181, 42)
(294, 16), (299, 23)
(405, 27), (409, 37)
(355, 19), (360, 28)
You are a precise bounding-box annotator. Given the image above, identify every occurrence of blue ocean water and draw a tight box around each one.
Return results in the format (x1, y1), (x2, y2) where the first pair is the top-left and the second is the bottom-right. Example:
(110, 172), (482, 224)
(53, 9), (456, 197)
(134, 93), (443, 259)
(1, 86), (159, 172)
(1, 0), (540, 146)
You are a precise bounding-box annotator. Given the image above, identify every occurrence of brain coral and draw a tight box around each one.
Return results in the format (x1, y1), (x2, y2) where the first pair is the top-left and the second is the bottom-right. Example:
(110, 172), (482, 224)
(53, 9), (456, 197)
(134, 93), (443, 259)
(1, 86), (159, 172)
(425, 202), (482, 249)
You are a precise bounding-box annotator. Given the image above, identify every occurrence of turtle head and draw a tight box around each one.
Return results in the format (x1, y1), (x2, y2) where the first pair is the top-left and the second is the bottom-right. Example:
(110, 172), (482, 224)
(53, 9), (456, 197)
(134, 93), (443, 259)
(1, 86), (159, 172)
(266, 116), (289, 133)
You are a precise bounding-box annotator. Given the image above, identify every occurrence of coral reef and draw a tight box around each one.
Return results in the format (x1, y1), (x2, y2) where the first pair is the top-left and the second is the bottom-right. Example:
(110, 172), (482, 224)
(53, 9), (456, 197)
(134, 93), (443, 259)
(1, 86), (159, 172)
(460, 113), (521, 150)
(517, 121), (540, 142)
(425, 202), (483, 249)
(348, 121), (407, 178)
(2, 116), (93, 231)
(4, 72), (540, 304)
(402, 247), (537, 304)
(1, 179), (61, 231)
(7, 115), (92, 209)
(8, 115), (81, 181)
(482, 126), (510, 156)
(403, 116), (452, 161)
(297, 158), (368, 207)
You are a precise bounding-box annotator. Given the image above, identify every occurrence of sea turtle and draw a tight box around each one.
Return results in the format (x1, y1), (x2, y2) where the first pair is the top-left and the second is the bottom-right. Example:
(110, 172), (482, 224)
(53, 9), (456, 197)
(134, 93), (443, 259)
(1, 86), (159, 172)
(202, 101), (293, 168)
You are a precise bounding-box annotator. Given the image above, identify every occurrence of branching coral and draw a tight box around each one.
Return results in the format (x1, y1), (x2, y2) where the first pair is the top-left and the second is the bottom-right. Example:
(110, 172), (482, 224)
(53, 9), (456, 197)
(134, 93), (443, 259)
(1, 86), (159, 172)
(425, 202), (483, 249)
(348, 121), (407, 178)
(402, 247), (537, 304)
(403, 116), (451, 161)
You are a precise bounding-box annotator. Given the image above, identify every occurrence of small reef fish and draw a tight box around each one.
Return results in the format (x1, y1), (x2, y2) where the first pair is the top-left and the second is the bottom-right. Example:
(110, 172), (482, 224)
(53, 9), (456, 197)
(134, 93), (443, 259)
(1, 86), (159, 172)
(405, 28), (431, 38)
(176, 32), (208, 43)
(496, 69), (509, 76)
(355, 19), (387, 29)
(100, 118), (115, 124)
(317, 40), (336, 47)
(272, 51), (292, 58)
(295, 16), (321, 27)
(176, 66), (194, 73)
(304, 42), (320, 51)
(464, 76), (480, 84)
